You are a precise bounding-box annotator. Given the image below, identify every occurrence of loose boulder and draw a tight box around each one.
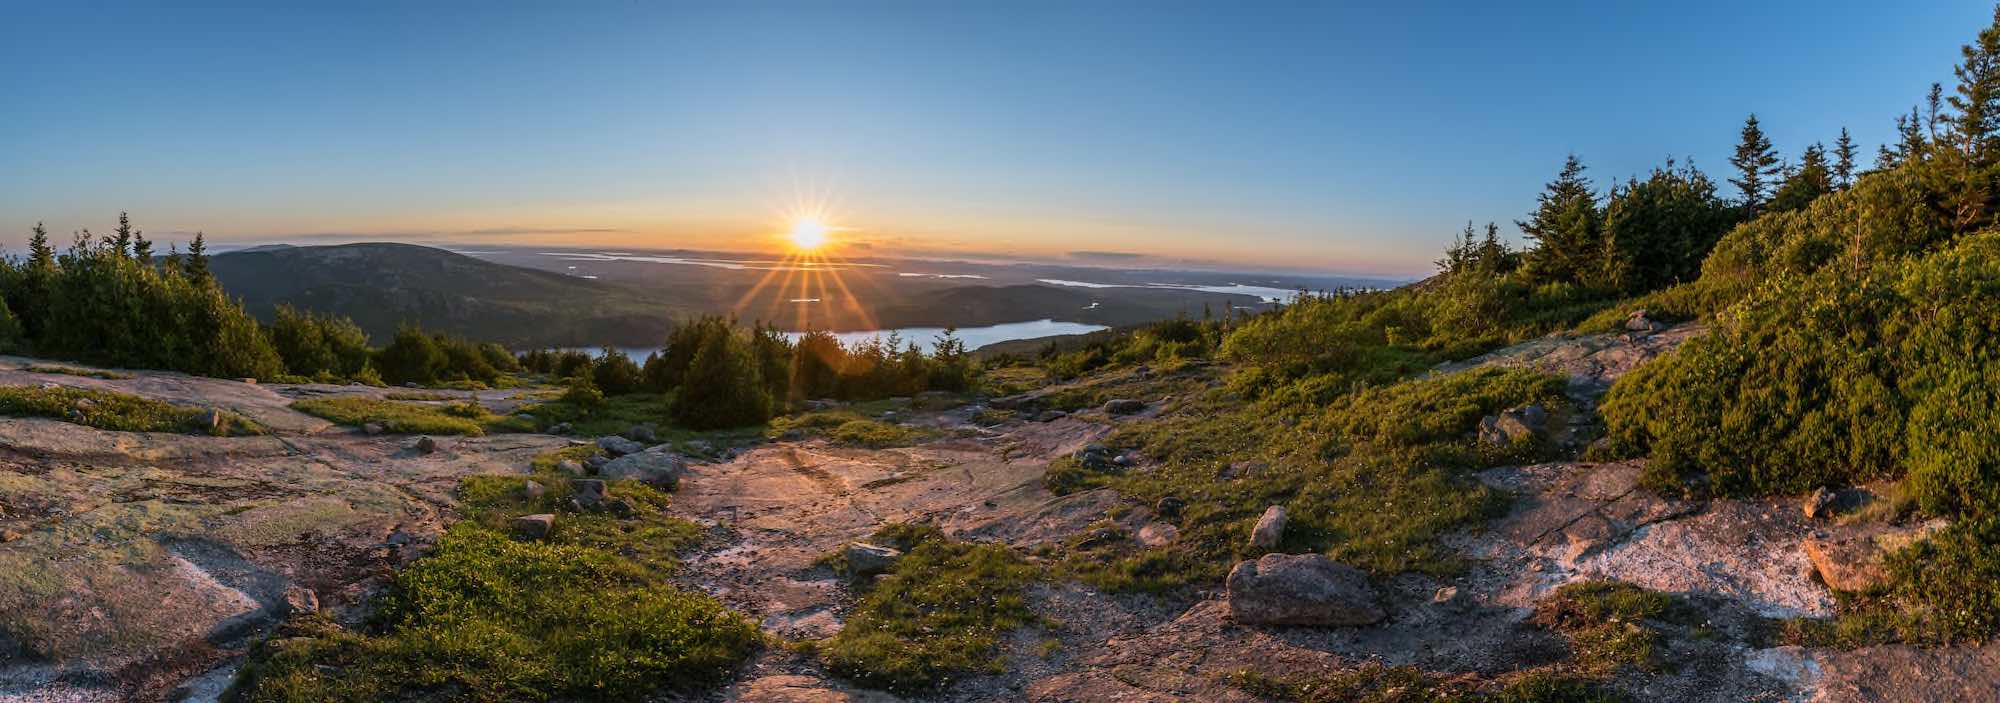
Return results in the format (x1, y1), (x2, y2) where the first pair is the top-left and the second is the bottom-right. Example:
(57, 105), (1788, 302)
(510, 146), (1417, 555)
(556, 459), (585, 475)
(597, 435), (646, 457)
(1250, 505), (1288, 549)
(513, 514), (555, 540)
(1478, 405), (1548, 447)
(1102, 398), (1147, 415)
(844, 542), (903, 576)
(413, 436), (439, 454)
(570, 479), (608, 510)
(1226, 553), (1384, 626)
(600, 449), (687, 488)
(626, 423), (659, 443)
(521, 479), (546, 500)
(1137, 522), (1179, 547)
(1625, 309), (1665, 333)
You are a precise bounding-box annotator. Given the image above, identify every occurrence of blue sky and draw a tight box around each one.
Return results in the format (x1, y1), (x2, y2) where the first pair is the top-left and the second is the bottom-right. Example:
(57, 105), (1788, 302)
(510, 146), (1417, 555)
(2, 1), (1992, 275)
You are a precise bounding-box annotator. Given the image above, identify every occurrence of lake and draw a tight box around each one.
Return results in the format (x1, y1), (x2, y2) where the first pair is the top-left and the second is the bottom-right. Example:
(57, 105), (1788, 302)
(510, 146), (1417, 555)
(564, 318), (1108, 359)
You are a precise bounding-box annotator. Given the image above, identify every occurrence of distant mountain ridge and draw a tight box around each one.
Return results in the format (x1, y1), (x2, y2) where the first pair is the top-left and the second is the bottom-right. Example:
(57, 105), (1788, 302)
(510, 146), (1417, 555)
(210, 242), (1271, 348)
(210, 243), (688, 347)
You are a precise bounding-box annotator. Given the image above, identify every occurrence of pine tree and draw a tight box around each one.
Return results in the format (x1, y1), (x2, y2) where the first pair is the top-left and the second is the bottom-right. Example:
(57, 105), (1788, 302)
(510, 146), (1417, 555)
(1834, 127), (1858, 188)
(1771, 143), (1835, 213)
(1729, 114), (1782, 216)
(111, 212), (135, 258)
(133, 232), (152, 263)
(1517, 155), (1604, 286)
(27, 223), (54, 271)
(185, 231), (210, 281)
(1941, 5), (2000, 230)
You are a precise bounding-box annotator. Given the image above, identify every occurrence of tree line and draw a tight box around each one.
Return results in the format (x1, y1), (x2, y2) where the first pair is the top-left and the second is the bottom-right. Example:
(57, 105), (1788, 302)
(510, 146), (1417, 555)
(519, 316), (975, 429)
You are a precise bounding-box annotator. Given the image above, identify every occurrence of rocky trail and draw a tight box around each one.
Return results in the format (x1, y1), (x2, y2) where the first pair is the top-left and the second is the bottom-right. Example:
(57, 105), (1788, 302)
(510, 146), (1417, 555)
(1, 326), (1995, 702)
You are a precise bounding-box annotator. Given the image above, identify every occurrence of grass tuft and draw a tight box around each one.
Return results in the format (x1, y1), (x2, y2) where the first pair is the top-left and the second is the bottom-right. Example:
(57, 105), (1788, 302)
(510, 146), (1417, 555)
(290, 396), (532, 435)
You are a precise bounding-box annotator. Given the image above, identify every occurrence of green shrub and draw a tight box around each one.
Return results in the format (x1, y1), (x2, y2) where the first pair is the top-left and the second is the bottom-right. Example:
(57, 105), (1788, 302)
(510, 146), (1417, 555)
(372, 325), (445, 386)
(821, 528), (1040, 692)
(591, 348), (644, 395)
(672, 324), (772, 430)
(268, 305), (371, 380)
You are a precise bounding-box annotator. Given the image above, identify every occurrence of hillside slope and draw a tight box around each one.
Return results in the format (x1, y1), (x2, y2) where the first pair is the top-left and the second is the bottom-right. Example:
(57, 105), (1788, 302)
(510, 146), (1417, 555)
(210, 243), (690, 347)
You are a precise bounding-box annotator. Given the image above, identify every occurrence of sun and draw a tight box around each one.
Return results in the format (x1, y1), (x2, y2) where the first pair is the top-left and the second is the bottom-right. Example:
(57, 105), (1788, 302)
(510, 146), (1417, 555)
(789, 217), (830, 250)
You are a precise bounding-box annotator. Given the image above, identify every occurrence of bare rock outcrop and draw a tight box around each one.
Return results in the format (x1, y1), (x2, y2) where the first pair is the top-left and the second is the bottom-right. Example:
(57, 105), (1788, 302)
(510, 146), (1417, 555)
(1225, 553), (1383, 626)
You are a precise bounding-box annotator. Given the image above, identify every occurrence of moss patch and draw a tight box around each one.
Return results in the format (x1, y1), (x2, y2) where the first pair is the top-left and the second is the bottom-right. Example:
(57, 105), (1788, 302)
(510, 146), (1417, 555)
(0, 385), (260, 435)
(819, 524), (1042, 692)
(290, 397), (531, 435)
(228, 470), (750, 701)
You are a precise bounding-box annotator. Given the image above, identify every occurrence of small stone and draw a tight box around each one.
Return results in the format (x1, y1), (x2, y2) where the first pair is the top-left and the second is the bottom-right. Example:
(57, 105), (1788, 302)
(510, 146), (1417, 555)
(584, 454), (610, 472)
(1804, 487), (1839, 520)
(1102, 398), (1146, 415)
(513, 514), (555, 539)
(196, 408), (224, 431)
(1217, 460), (1269, 481)
(844, 542), (904, 576)
(282, 586), (319, 616)
(1432, 585), (1461, 604)
(0, 529), (21, 543)
(413, 436), (439, 454)
(1112, 453), (1132, 467)
(625, 423), (658, 443)
(521, 479), (546, 500)
(1625, 309), (1664, 333)
(549, 422), (573, 435)
(361, 422), (385, 436)
(596, 435), (645, 457)
(556, 459), (585, 475)
(571, 479), (608, 509)
(1137, 522), (1179, 547)
(1479, 404), (1548, 447)
(403, 382), (419, 388)
(1251, 505), (1288, 549)
(1155, 496), (1186, 518)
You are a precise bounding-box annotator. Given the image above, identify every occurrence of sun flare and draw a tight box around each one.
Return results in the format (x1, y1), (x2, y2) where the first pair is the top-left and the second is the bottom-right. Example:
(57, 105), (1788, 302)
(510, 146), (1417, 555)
(789, 218), (830, 250)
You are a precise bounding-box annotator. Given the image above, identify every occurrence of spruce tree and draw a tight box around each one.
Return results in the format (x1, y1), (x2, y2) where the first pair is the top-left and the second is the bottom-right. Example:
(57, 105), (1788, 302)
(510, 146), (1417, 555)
(27, 223), (54, 271)
(1834, 127), (1858, 188)
(185, 231), (210, 281)
(1517, 155), (1602, 285)
(1729, 114), (1781, 216)
(1771, 143), (1834, 213)
(112, 212), (135, 258)
(1942, 5), (2000, 230)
